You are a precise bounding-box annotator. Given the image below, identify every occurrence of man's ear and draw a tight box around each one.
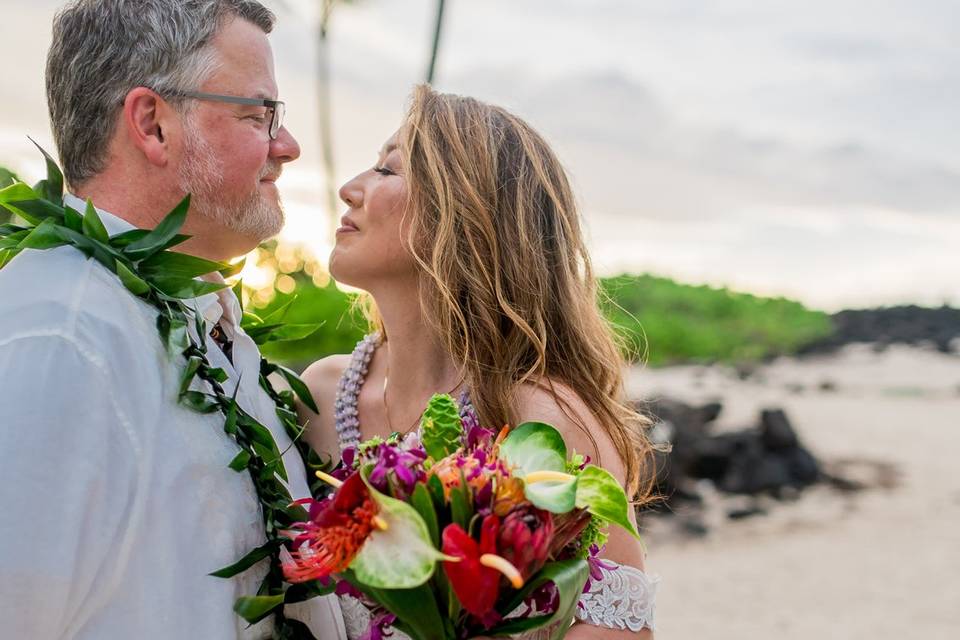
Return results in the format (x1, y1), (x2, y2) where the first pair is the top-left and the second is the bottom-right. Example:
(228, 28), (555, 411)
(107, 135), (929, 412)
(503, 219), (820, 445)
(121, 87), (180, 168)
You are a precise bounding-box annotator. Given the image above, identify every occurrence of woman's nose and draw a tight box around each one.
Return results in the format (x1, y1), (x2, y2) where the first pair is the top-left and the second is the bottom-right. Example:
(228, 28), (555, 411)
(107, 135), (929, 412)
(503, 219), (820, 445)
(338, 175), (363, 209)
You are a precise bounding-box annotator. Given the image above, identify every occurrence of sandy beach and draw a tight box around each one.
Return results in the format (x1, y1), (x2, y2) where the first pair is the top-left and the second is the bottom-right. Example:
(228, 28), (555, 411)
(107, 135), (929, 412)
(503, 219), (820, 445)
(629, 344), (960, 640)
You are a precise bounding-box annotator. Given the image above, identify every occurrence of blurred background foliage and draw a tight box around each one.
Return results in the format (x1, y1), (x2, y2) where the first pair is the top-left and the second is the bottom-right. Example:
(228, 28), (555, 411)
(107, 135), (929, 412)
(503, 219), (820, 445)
(236, 238), (832, 371)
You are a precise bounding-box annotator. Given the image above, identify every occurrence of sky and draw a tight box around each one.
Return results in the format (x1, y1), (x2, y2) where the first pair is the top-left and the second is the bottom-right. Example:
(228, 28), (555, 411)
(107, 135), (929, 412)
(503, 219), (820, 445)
(1, 0), (958, 310)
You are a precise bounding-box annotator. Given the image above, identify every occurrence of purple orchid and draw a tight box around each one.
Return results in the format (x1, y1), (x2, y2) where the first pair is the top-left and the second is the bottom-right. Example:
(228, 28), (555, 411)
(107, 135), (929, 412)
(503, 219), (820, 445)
(366, 441), (427, 496)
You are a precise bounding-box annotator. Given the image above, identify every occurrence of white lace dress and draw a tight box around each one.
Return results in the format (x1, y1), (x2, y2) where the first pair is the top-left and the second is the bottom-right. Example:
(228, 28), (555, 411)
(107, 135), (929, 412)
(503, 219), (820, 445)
(333, 335), (658, 638)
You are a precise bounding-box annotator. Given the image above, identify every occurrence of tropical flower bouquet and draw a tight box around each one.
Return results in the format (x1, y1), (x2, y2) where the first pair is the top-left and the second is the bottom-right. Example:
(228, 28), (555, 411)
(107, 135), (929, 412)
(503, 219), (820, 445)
(280, 394), (639, 640)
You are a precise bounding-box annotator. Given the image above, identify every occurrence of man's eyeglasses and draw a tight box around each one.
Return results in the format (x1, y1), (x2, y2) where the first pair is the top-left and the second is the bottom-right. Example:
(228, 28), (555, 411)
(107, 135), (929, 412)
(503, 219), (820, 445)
(169, 91), (286, 139)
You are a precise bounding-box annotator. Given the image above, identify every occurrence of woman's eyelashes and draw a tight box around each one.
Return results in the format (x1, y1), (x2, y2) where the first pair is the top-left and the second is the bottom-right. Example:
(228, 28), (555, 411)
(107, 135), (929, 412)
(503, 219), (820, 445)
(373, 165), (395, 176)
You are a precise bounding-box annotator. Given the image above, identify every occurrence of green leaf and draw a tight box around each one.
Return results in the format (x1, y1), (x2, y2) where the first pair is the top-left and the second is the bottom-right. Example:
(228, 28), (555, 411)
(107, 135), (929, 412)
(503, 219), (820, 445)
(178, 356), (203, 396)
(342, 570), (448, 640)
(18, 218), (68, 250)
(499, 421), (568, 475)
(233, 594), (284, 625)
(259, 295), (297, 325)
(123, 194), (190, 260)
(228, 449), (252, 472)
(575, 465), (639, 538)
(351, 480), (445, 589)
(219, 256), (246, 278)
(139, 250), (229, 279)
(81, 199), (109, 243)
(210, 540), (279, 578)
(157, 313), (189, 354)
(232, 279), (244, 314)
(181, 390), (220, 413)
(0, 183), (38, 221)
(28, 137), (63, 205)
(147, 275), (228, 299)
(409, 482), (440, 547)
(420, 394), (463, 460)
(449, 473), (473, 530)
(274, 364), (319, 414)
(487, 558), (590, 638)
(63, 206), (83, 232)
(244, 322), (321, 345)
(4, 198), (64, 226)
(116, 260), (151, 296)
(523, 475), (578, 514)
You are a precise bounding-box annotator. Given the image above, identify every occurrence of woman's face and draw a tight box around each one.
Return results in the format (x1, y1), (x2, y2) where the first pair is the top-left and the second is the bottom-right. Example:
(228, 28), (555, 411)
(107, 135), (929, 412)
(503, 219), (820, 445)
(329, 130), (416, 289)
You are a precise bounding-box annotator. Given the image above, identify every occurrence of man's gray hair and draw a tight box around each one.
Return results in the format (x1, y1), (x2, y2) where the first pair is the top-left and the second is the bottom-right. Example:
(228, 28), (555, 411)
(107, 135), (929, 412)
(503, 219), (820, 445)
(46, 0), (275, 187)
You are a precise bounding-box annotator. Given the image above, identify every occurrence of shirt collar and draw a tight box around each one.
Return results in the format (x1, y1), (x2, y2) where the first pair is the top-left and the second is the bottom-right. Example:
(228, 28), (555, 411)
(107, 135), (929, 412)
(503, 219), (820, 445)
(63, 193), (242, 329)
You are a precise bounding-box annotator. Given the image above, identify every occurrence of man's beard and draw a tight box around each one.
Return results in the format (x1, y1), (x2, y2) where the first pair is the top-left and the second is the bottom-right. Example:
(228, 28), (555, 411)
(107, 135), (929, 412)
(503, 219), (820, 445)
(177, 120), (284, 241)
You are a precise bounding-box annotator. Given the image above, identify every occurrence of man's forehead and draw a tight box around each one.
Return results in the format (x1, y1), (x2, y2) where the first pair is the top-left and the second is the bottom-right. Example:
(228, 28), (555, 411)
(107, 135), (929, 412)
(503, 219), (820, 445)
(205, 18), (277, 97)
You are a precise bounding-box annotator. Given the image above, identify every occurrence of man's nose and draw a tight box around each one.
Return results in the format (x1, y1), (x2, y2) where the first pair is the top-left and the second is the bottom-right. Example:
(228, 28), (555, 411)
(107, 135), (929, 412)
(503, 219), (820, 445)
(270, 126), (301, 163)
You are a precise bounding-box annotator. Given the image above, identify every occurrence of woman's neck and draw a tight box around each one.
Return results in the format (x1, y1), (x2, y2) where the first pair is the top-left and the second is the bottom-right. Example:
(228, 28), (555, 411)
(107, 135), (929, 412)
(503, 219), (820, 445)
(370, 281), (464, 409)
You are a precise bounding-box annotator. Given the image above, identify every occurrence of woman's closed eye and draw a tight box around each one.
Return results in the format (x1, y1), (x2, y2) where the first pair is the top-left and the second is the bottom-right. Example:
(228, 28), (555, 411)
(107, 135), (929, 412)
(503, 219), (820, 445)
(373, 165), (395, 176)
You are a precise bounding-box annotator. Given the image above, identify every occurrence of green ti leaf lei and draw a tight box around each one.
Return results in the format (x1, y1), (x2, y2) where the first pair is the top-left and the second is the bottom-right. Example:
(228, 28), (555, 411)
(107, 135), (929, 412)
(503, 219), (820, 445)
(0, 141), (333, 639)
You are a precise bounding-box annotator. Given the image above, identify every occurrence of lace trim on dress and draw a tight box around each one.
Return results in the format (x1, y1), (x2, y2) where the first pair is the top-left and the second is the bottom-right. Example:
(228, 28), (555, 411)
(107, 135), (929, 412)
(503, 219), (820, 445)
(576, 563), (658, 632)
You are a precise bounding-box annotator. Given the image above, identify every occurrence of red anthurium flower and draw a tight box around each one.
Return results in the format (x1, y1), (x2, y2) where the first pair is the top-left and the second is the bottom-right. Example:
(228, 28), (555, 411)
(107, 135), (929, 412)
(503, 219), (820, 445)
(497, 505), (554, 580)
(281, 472), (379, 583)
(442, 515), (518, 618)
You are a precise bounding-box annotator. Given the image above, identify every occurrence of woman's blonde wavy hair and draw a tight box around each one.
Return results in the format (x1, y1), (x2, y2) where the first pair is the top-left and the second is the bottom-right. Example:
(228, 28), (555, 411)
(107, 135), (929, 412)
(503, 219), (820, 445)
(369, 85), (653, 498)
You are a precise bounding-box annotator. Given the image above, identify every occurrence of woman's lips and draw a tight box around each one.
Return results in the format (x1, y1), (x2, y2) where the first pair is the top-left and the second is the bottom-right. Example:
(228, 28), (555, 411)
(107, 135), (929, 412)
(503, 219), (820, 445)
(337, 216), (359, 234)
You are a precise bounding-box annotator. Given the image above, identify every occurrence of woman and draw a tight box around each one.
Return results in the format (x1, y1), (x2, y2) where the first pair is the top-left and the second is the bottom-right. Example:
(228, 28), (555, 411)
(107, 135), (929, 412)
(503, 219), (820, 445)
(299, 85), (657, 639)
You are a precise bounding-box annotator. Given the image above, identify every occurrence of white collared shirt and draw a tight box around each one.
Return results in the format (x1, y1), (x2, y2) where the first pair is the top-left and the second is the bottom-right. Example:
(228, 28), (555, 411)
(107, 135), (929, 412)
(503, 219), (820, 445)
(0, 195), (345, 639)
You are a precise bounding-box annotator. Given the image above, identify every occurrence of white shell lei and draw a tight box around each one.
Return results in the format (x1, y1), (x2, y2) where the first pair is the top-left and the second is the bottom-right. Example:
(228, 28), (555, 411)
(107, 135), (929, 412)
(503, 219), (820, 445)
(333, 335), (658, 637)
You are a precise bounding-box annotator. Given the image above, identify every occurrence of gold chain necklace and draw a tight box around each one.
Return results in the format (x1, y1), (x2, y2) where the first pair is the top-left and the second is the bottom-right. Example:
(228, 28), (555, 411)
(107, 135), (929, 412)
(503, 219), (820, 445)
(383, 359), (465, 437)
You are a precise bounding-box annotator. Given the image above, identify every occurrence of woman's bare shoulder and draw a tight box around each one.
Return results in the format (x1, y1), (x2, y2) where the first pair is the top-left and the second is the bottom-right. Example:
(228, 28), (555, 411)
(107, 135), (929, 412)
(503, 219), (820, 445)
(299, 354), (353, 456)
(512, 380), (626, 483)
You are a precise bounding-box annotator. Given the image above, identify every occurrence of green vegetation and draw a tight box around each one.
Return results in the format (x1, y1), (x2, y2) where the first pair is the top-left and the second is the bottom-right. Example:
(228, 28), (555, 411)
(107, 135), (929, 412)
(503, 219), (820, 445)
(250, 271), (832, 370)
(601, 274), (832, 366)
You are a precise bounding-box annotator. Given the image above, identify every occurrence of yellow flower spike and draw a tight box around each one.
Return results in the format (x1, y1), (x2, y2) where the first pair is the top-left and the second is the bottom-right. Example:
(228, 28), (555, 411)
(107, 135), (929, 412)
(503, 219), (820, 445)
(372, 515), (389, 531)
(440, 554), (462, 563)
(315, 470), (344, 488)
(479, 553), (525, 589)
(523, 470), (576, 484)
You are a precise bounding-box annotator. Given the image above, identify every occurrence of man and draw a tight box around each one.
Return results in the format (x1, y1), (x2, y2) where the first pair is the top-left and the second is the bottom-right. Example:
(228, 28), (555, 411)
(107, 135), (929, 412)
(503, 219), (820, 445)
(0, 1), (345, 637)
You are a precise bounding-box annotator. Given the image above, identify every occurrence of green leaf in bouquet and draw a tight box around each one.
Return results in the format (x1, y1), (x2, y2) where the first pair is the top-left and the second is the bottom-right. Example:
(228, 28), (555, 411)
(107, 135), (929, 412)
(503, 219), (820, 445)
(351, 481), (446, 589)
(123, 194), (190, 260)
(342, 570), (450, 640)
(234, 593), (284, 624)
(523, 475), (578, 514)
(575, 465), (640, 539)
(449, 470), (473, 531)
(499, 421), (568, 475)
(420, 393), (463, 460)
(282, 579), (336, 604)
(409, 482), (440, 547)
(486, 558), (590, 638)
(81, 199), (109, 243)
